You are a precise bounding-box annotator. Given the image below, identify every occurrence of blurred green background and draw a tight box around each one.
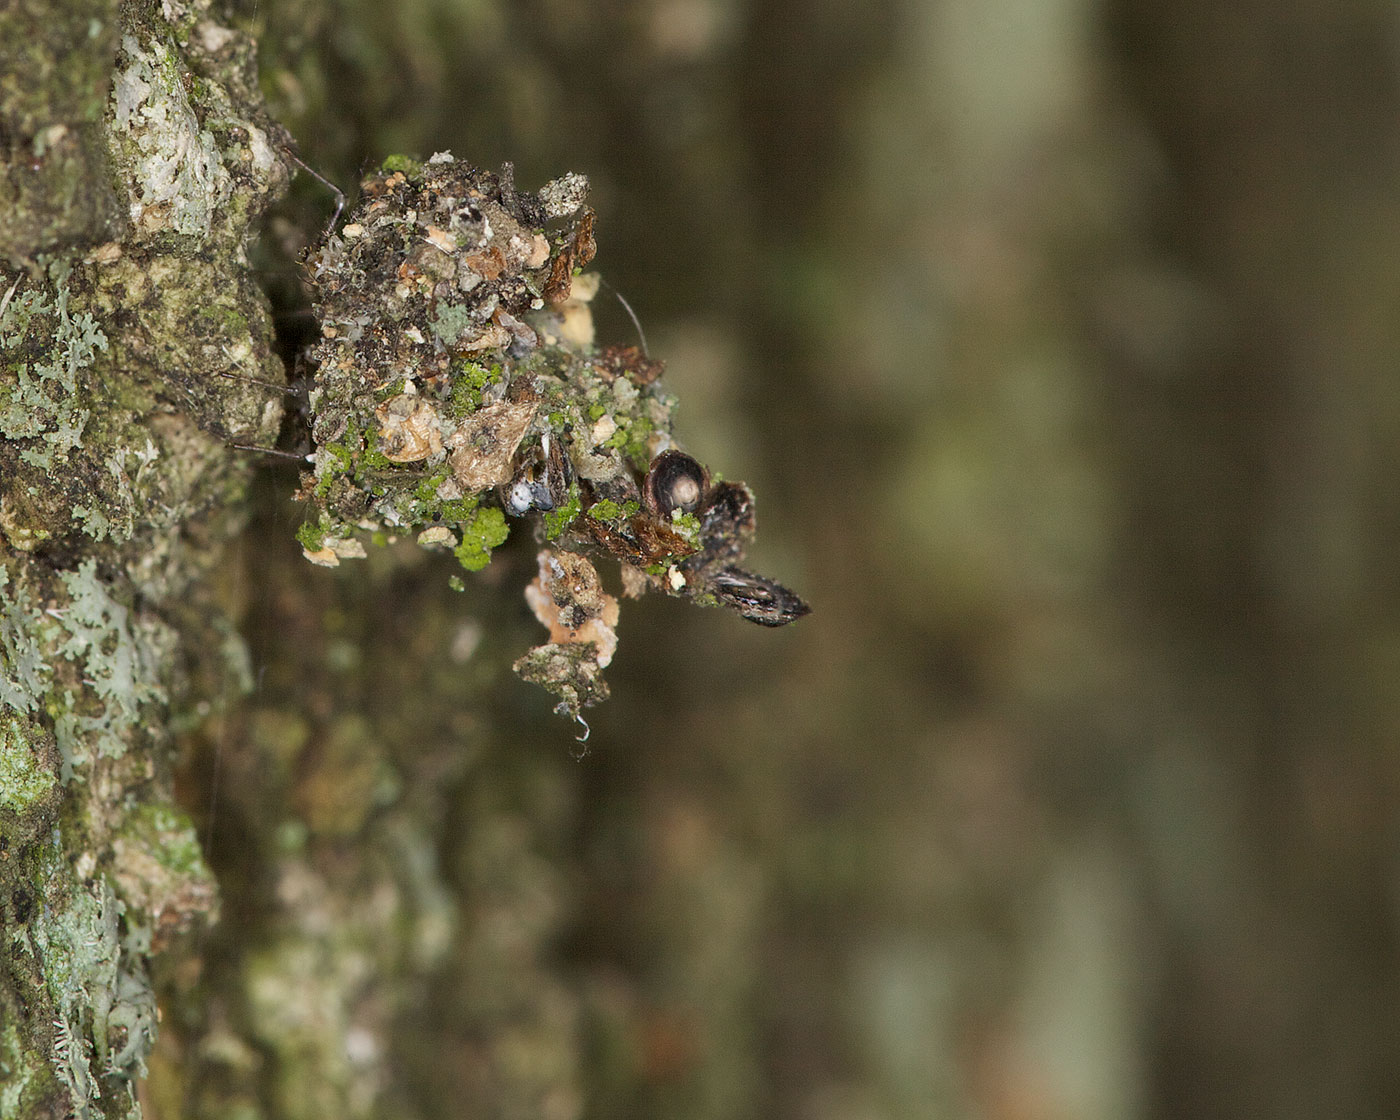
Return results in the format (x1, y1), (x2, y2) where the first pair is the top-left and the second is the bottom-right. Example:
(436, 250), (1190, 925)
(217, 0), (1400, 1117)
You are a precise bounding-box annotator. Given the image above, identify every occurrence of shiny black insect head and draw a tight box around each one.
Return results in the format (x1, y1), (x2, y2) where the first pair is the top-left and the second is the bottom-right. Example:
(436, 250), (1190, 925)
(643, 449), (708, 518)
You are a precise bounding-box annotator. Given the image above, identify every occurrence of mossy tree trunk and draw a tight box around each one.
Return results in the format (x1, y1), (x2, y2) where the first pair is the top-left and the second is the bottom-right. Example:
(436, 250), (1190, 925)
(0, 1), (292, 1115)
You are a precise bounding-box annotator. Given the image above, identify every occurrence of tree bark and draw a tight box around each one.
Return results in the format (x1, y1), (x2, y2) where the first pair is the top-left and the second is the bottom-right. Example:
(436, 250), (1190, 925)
(0, 1), (299, 1115)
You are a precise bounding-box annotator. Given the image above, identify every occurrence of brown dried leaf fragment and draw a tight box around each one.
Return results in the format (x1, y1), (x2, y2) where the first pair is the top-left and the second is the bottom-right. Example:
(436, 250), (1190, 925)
(596, 344), (665, 387)
(461, 246), (505, 282)
(543, 207), (597, 304)
(577, 512), (698, 568)
(447, 398), (537, 490)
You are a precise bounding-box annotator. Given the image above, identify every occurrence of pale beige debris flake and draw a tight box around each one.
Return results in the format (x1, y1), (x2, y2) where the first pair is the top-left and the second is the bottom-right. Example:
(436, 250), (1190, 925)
(447, 398), (537, 490)
(525, 549), (620, 668)
(374, 395), (443, 463)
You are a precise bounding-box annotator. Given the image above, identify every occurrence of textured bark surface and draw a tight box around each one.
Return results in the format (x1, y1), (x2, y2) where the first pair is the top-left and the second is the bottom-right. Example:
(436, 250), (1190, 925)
(0, 1), (290, 1116)
(7, 1), (1400, 1118)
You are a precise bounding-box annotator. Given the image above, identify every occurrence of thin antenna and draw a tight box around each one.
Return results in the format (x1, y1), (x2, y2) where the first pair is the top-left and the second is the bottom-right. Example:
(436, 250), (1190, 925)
(213, 345), (302, 397)
(211, 367), (299, 395)
(600, 278), (649, 358)
(282, 147), (347, 239)
(228, 443), (311, 462)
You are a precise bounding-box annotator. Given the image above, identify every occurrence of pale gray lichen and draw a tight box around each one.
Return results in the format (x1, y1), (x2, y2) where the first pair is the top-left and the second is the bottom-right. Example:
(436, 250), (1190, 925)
(110, 32), (231, 240)
(537, 172), (591, 220)
(0, 267), (179, 551)
(0, 273), (104, 474)
(69, 503), (114, 542)
(53, 559), (169, 770)
(26, 862), (155, 1119)
(0, 557), (175, 783)
(0, 566), (51, 713)
(74, 440), (162, 544)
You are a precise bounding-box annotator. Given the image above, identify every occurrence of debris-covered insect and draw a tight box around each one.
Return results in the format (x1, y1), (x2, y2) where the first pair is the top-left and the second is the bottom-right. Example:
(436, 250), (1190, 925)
(297, 153), (808, 726)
